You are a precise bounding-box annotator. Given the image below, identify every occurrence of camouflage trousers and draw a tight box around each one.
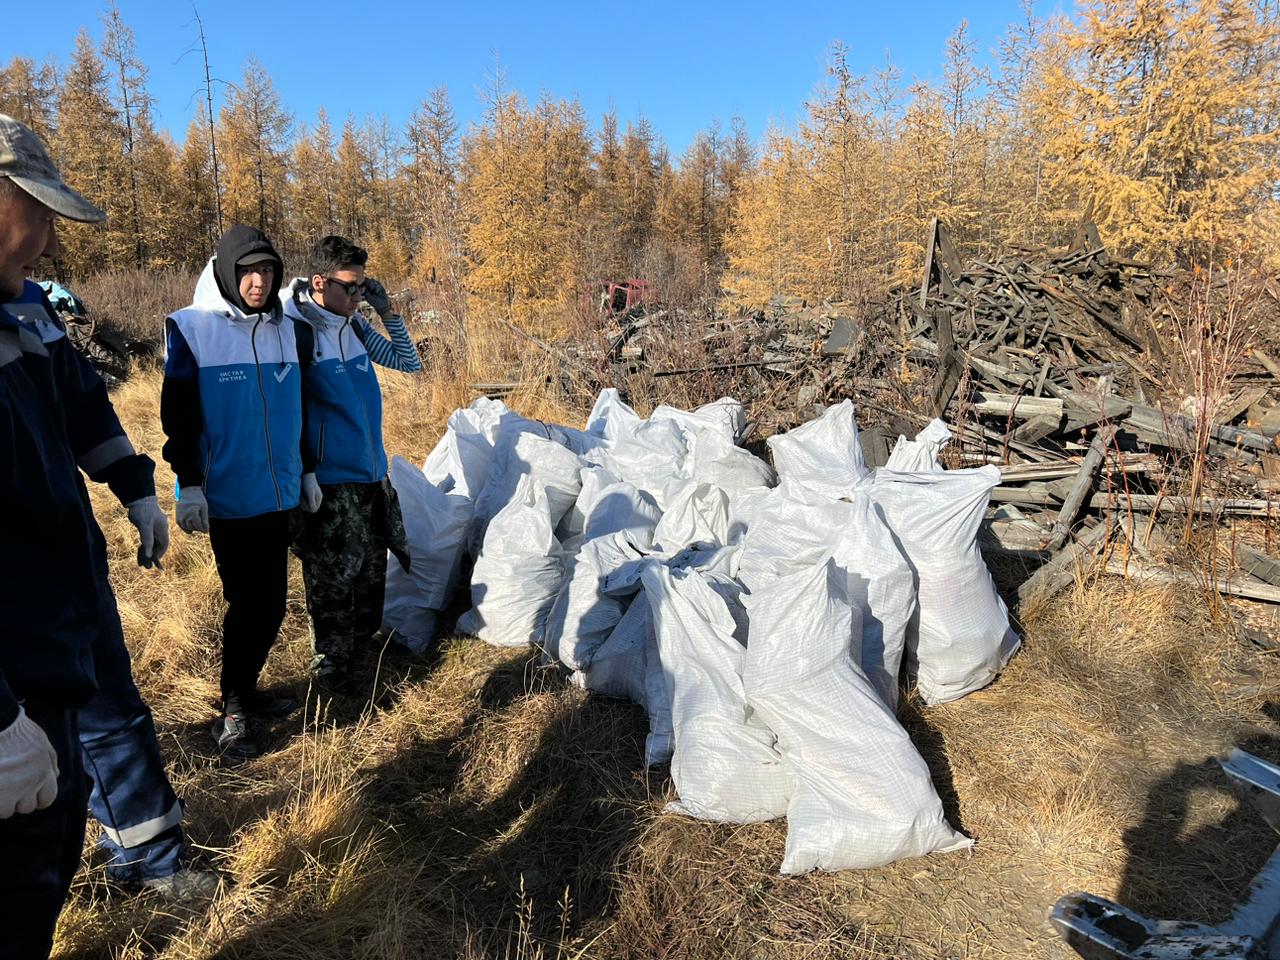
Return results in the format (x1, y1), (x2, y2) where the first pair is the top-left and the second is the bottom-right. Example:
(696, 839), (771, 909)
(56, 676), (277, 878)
(292, 478), (408, 677)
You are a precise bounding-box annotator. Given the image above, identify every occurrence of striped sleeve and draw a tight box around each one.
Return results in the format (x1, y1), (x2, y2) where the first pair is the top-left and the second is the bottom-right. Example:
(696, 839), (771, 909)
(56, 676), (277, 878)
(353, 314), (422, 372)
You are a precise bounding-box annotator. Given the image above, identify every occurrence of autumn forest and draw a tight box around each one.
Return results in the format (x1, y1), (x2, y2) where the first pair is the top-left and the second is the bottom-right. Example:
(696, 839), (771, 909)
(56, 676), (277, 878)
(3, 0), (1278, 324)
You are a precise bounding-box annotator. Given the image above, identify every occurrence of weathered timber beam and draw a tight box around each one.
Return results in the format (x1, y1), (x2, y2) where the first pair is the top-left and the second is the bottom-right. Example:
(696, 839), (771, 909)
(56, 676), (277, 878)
(1048, 427), (1115, 550)
(1017, 522), (1111, 609)
(970, 391), (1065, 420)
(1103, 559), (1280, 604)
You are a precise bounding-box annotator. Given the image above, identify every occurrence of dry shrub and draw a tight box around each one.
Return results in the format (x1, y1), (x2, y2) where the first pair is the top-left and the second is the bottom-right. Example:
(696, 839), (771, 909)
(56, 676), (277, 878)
(73, 268), (199, 346)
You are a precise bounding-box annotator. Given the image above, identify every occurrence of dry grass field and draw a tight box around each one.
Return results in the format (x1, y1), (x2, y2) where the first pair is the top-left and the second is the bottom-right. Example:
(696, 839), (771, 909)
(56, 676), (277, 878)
(52, 317), (1280, 959)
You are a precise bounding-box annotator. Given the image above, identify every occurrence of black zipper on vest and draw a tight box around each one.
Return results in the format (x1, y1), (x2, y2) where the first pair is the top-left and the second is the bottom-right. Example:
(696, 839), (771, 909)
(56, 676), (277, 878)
(251, 316), (283, 511)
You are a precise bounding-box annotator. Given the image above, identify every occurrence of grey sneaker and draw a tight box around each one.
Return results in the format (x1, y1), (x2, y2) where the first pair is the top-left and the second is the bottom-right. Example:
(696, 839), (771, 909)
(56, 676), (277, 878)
(211, 700), (258, 762)
(140, 866), (221, 901)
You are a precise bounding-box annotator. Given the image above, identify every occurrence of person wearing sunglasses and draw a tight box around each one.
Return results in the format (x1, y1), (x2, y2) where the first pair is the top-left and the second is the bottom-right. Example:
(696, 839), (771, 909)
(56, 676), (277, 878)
(281, 235), (419, 693)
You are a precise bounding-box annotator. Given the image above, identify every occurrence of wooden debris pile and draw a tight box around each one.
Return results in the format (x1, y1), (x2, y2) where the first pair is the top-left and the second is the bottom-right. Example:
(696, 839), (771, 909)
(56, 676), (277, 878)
(875, 219), (1280, 619)
(604, 218), (1280, 620)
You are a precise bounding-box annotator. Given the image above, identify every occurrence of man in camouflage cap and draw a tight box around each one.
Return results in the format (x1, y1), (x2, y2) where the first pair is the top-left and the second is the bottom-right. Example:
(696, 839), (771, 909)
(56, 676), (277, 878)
(0, 113), (213, 958)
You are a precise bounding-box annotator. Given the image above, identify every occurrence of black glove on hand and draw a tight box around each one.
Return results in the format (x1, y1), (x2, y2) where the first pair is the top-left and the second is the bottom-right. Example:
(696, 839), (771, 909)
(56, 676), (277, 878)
(363, 277), (392, 317)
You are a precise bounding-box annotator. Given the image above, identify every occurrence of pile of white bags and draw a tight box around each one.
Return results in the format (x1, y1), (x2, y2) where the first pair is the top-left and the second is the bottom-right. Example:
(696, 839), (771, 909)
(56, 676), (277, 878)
(383, 394), (1018, 873)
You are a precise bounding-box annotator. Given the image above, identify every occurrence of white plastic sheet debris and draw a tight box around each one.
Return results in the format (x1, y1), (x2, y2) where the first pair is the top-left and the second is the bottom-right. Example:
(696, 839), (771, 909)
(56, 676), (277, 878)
(651, 480), (733, 553)
(765, 399), (868, 500)
(868, 466), (1021, 705)
(458, 434), (585, 647)
(384, 396), (516, 652)
(548, 527), (651, 670)
(470, 418), (566, 552)
(831, 494), (917, 709)
(584, 389), (690, 500)
(643, 564), (791, 823)
(543, 467), (664, 666)
(742, 558), (972, 872)
(423, 397), (505, 496)
(650, 396), (746, 443)
(885, 418), (951, 472)
(457, 474), (566, 647)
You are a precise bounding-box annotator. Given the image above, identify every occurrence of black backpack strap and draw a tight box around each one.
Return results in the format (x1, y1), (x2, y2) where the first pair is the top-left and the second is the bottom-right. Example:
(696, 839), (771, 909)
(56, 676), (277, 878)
(293, 316), (315, 373)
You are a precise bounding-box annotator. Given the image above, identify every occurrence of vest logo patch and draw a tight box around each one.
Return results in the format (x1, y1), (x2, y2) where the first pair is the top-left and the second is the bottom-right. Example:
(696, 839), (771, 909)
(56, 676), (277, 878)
(218, 368), (248, 384)
(274, 363), (294, 383)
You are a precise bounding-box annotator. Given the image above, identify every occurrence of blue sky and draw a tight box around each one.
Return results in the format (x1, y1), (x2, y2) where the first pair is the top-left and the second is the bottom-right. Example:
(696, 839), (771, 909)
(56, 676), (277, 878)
(5, 1), (1063, 154)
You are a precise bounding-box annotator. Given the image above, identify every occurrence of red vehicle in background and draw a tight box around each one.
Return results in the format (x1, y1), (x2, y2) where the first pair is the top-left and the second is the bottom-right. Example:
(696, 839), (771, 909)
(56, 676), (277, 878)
(598, 279), (654, 316)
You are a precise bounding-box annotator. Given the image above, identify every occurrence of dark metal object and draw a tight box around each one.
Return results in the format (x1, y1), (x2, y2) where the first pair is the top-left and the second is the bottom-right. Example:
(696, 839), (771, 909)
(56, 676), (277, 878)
(1051, 749), (1280, 959)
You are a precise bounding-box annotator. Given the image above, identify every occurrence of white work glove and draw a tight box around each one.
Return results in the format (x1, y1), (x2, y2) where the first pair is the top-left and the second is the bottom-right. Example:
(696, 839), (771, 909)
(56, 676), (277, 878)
(0, 707), (59, 818)
(176, 486), (210, 534)
(126, 495), (169, 568)
(301, 473), (323, 513)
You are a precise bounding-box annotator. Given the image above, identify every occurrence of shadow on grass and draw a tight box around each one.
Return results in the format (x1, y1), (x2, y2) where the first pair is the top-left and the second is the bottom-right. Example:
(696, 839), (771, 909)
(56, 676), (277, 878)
(1115, 725), (1280, 926)
(208, 645), (650, 957)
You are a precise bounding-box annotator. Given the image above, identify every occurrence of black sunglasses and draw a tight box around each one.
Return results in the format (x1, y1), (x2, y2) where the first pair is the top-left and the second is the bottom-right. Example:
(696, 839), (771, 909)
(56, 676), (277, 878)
(323, 276), (366, 297)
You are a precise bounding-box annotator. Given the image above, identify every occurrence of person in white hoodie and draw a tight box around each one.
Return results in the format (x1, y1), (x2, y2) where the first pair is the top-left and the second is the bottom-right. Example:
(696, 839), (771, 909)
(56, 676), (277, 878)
(282, 235), (417, 692)
(161, 225), (303, 760)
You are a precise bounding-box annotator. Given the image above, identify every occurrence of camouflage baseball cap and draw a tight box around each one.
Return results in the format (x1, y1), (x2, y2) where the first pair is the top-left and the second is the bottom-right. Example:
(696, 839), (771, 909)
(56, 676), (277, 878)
(0, 113), (106, 222)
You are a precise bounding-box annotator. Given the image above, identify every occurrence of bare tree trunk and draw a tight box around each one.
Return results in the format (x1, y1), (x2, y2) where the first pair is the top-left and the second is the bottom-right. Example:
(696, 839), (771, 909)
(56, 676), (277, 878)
(194, 5), (223, 233)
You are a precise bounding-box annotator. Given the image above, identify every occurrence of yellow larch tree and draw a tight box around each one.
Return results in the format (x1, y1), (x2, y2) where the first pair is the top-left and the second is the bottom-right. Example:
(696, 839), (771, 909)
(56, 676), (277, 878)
(333, 116), (372, 241)
(462, 82), (592, 331)
(0, 56), (59, 143)
(218, 57), (291, 240)
(1038, 0), (1280, 265)
(288, 109), (339, 257)
(724, 131), (811, 306)
(170, 115), (222, 267)
(53, 30), (125, 275)
(405, 85), (464, 290)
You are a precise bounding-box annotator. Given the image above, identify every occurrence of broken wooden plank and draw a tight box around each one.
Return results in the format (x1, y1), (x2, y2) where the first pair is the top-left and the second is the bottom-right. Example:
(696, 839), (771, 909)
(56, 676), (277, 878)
(974, 454), (1154, 482)
(991, 484), (1062, 507)
(930, 308), (963, 418)
(1235, 543), (1280, 587)
(992, 489), (1277, 517)
(919, 216), (939, 308)
(1218, 386), (1271, 426)
(1017, 521), (1111, 608)
(1045, 384), (1134, 424)
(1124, 403), (1270, 457)
(1048, 427), (1115, 550)
(1093, 493), (1277, 518)
(1103, 559), (1280, 604)
(1014, 414), (1065, 444)
(969, 391), (1064, 420)
(1251, 347), (1280, 383)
